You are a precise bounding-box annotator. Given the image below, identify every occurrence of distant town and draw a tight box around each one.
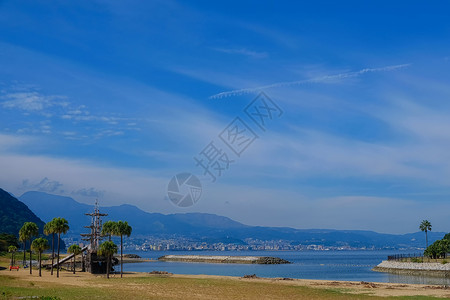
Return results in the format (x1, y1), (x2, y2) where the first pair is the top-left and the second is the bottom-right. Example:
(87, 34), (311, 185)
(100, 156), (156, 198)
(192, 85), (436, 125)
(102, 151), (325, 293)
(61, 236), (418, 252)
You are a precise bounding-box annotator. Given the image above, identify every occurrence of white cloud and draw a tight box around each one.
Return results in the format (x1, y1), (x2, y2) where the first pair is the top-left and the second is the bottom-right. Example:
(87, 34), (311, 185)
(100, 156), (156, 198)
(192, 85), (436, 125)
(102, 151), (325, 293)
(190, 183), (450, 234)
(0, 130), (448, 234)
(209, 64), (411, 99)
(0, 83), (143, 140)
(0, 140), (170, 208)
(212, 47), (268, 59)
(0, 133), (35, 151)
(1, 91), (69, 113)
(19, 177), (65, 193)
(71, 187), (105, 198)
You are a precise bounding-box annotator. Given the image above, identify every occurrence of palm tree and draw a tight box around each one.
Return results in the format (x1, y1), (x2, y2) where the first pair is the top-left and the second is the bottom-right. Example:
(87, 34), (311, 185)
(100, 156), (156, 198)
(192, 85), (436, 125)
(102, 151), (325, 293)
(98, 241), (118, 279)
(18, 231), (27, 267)
(8, 245), (17, 267)
(19, 222), (39, 274)
(113, 221), (132, 278)
(420, 220), (432, 248)
(44, 220), (56, 275)
(53, 217), (69, 278)
(101, 221), (116, 241)
(67, 244), (82, 274)
(31, 238), (49, 277)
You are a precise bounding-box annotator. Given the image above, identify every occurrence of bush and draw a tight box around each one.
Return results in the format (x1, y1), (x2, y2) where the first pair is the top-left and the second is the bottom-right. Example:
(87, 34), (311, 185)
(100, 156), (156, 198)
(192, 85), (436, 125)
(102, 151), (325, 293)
(424, 239), (450, 259)
(442, 260), (448, 264)
(411, 257), (423, 263)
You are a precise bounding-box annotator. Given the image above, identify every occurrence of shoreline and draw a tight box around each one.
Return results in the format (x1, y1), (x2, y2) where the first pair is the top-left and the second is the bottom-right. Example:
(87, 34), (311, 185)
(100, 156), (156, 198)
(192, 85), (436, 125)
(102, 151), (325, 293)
(158, 254), (290, 264)
(373, 260), (450, 278)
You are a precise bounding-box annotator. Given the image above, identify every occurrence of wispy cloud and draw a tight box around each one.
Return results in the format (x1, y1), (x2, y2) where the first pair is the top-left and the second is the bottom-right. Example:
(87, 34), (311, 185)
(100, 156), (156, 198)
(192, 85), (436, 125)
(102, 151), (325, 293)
(212, 47), (268, 59)
(1, 91), (69, 115)
(209, 64), (411, 99)
(0, 149), (170, 209)
(71, 187), (105, 198)
(0, 84), (140, 140)
(19, 177), (65, 193)
(0, 133), (36, 151)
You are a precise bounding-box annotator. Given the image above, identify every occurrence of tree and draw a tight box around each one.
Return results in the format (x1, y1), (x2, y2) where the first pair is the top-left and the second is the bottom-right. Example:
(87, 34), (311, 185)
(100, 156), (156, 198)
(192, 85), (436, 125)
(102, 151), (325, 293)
(19, 222), (39, 274)
(98, 241), (118, 279)
(31, 238), (49, 277)
(0, 233), (19, 251)
(436, 239), (450, 258)
(67, 244), (82, 274)
(444, 233), (450, 241)
(424, 242), (438, 259)
(53, 217), (69, 278)
(113, 221), (132, 278)
(419, 220), (432, 248)
(8, 245), (17, 267)
(44, 220), (57, 275)
(18, 230), (27, 268)
(101, 221), (116, 241)
(424, 239), (450, 259)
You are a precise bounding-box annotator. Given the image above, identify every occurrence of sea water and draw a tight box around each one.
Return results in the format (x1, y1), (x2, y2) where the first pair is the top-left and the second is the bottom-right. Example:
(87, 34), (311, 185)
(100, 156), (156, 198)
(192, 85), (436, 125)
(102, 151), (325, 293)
(123, 250), (450, 285)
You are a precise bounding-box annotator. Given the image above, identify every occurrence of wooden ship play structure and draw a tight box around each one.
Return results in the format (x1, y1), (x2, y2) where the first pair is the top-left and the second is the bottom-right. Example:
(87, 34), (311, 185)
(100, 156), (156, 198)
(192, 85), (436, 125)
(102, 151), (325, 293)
(52, 201), (115, 274)
(80, 200), (115, 273)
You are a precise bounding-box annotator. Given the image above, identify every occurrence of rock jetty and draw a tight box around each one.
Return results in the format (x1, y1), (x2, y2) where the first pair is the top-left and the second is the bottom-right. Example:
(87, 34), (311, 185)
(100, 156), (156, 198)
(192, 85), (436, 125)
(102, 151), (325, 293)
(373, 260), (450, 277)
(158, 255), (291, 264)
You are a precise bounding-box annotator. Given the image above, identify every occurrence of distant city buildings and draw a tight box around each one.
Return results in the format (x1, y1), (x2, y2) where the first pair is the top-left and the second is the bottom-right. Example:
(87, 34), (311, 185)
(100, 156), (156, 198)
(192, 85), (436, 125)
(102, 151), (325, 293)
(62, 236), (406, 252)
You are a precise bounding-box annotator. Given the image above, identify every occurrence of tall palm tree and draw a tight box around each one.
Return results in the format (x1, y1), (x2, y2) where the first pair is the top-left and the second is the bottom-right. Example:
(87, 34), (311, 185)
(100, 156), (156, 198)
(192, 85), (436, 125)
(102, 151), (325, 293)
(19, 222), (39, 274)
(8, 245), (17, 267)
(53, 217), (69, 278)
(101, 221), (116, 241)
(420, 220), (432, 248)
(98, 241), (118, 279)
(44, 220), (56, 275)
(67, 244), (82, 274)
(31, 238), (49, 277)
(18, 231), (27, 267)
(113, 221), (132, 278)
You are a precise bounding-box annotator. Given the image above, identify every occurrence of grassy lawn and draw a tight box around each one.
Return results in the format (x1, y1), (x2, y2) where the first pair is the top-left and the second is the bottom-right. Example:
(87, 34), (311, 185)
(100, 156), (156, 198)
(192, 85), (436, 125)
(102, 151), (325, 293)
(0, 254), (445, 300)
(0, 251), (51, 264)
(0, 273), (445, 300)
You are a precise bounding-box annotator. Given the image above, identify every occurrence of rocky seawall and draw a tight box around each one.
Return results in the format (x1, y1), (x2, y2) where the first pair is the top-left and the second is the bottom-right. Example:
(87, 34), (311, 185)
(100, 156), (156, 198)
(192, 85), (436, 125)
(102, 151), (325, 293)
(373, 260), (450, 277)
(158, 255), (291, 264)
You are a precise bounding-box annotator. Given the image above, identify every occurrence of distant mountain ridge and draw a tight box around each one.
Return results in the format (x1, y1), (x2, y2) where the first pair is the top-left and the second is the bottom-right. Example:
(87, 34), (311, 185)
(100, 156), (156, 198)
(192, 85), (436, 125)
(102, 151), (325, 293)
(19, 191), (447, 249)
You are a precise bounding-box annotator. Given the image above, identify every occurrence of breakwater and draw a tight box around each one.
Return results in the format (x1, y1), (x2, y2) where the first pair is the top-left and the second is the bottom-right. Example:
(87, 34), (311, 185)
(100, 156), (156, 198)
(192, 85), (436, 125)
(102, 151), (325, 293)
(158, 255), (291, 264)
(373, 260), (450, 278)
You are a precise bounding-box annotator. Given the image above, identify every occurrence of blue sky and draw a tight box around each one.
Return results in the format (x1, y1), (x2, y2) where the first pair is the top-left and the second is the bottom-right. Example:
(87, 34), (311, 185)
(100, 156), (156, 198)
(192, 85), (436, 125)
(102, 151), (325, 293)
(1, 1), (450, 233)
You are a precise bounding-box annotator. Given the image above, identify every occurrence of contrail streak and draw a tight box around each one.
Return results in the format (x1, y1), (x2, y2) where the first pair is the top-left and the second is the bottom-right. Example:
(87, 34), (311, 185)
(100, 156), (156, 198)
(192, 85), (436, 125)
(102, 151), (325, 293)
(209, 63), (411, 99)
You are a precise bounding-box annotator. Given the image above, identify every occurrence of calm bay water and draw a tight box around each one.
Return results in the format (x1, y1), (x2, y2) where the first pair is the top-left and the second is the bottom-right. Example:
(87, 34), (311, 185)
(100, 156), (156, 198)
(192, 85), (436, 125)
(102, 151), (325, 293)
(123, 250), (450, 285)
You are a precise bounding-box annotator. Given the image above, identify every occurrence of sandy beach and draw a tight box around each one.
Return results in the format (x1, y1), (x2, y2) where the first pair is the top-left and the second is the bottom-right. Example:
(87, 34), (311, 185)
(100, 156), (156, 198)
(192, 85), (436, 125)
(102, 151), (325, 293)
(1, 266), (450, 299)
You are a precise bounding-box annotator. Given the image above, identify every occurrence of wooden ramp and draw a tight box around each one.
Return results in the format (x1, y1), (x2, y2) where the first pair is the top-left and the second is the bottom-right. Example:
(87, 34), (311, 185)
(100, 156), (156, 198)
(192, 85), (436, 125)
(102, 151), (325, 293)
(52, 245), (89, 268)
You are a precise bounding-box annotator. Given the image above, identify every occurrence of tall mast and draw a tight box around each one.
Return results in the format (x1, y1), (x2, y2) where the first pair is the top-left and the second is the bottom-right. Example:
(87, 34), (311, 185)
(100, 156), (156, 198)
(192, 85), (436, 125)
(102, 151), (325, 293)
(81, 199), (108, 251)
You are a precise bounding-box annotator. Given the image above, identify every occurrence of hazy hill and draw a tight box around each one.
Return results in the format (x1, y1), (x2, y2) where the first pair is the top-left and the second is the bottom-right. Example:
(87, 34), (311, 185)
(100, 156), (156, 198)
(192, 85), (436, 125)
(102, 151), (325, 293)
(0, 188), (46, 236)
(19, 191), (447, 249)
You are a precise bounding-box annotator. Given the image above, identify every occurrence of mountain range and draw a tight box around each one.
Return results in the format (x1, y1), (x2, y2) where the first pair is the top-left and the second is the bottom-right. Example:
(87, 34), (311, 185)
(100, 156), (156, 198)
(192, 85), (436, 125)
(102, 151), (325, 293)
(18, 190), (447, 249)
(0, 188), (45, 236)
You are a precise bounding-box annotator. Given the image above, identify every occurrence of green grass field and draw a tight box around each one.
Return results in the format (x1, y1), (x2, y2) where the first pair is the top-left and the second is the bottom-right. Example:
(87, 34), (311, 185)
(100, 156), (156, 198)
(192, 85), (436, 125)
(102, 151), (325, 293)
(0, 273), (444, 300)
(0, 255), (445, 300)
